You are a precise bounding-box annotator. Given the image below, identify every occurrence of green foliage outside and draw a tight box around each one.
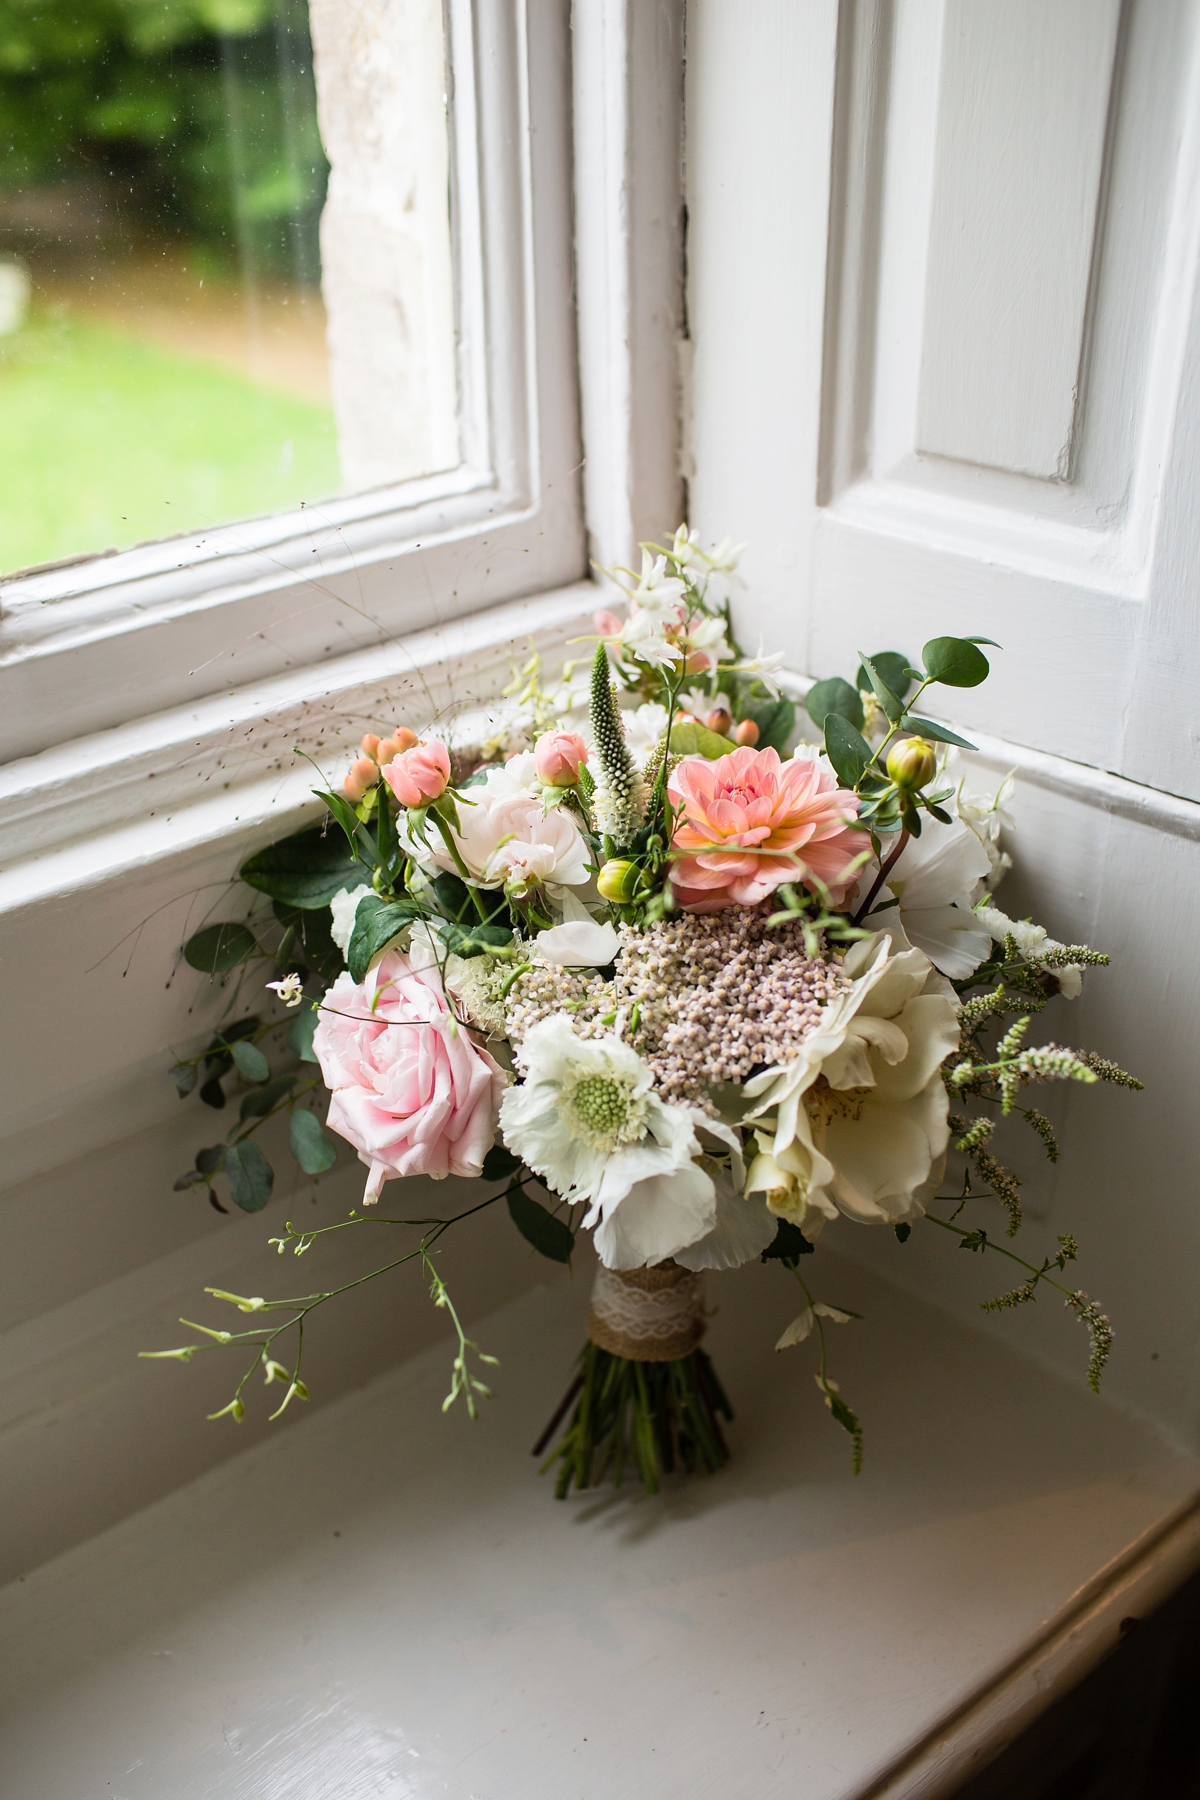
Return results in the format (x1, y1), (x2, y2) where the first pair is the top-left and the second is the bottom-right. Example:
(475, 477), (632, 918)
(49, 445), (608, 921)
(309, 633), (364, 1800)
(0, 0), (328, 276)
(0, 306), (339, 570)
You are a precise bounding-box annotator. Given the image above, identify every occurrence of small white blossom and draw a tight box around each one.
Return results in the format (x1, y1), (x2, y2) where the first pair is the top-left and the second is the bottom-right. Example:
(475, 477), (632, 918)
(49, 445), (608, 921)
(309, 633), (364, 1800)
(265, 972), (304, 1008)
(975, 905), (1084, 998)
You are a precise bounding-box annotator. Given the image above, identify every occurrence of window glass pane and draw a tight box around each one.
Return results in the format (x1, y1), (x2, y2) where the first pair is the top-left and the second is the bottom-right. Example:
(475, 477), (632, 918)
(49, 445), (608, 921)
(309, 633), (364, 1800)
(0, 0), (457, 577)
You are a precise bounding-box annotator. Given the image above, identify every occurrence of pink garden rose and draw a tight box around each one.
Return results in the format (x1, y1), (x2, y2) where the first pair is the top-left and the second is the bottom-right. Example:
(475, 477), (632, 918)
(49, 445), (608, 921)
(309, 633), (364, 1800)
(534, 729), (589, 787)
(668, 745), (867, 912)
(314, 948), (505, 1202)
(382, 739), (451, 809)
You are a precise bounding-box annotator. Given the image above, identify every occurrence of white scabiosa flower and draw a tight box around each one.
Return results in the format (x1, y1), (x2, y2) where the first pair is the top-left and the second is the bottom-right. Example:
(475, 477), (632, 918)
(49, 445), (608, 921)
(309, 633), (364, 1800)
(329, 883), (373, 957)
(499, 1015), (717, 1269)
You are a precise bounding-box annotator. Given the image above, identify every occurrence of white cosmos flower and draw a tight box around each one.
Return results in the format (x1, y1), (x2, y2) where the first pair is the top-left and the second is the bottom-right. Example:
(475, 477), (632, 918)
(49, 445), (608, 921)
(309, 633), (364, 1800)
(874, 819), (994, 979)
(630, 548), (687, 613)
(975, 905), (1084, 998)
(499, 1015), (719, 1270)
(744, 932), (961, 1229)
(329, 884), (373, 956)
(405, 759), (590, 901)
(619, 602), (684, 669)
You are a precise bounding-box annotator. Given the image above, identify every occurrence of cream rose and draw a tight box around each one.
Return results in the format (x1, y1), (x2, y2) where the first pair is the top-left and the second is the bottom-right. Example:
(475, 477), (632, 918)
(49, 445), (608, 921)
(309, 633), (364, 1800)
(743, 929), (960, 1229)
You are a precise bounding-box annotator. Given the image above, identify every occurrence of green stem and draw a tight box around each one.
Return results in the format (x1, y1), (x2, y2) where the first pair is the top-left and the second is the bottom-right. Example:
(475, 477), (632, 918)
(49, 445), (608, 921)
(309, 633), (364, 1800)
(430, 812), (491, 922)
(923, 1212), (1076, 1299)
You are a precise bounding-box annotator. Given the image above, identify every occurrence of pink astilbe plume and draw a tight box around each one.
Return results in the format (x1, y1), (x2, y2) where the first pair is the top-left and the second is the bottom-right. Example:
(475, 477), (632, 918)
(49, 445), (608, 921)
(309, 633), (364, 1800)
(668, 745), (867, 912)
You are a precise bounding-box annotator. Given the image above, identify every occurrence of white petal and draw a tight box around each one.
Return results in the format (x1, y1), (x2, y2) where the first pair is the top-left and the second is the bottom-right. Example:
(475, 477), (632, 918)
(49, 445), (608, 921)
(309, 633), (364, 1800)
(776, 1308), (815, 1350)
(591, 1161), (716, 1269)
(535, 920), (620, 967)
(674, 1173), (776, 1270)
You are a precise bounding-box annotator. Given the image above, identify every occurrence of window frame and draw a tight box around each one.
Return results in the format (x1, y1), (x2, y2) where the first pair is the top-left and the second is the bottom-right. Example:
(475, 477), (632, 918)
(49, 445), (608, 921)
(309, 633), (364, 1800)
(0, 0), (585, 762)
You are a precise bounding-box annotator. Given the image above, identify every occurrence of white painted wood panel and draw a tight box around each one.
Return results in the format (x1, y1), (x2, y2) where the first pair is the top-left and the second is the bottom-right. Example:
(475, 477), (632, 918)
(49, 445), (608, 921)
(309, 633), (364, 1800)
(917, 0), (1121, 480)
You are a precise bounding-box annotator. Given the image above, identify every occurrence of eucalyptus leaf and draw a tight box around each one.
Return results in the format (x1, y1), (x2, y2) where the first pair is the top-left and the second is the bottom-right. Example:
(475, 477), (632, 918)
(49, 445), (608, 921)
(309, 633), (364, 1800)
(173, 1169), (209, 1191)
(225, 1140), (274, 1212)
(902, 715), (976, 750)
(761, 1218), (815, 1264)
(199, 1076), (226, 1110)
(482, 1143), (523, 1181)
(239, 1075), (295, 1121)
(240, 825), (364, 910)
(823, 713), (873, 789)
(857, 653), (905, 722)
(195, 1145), (227, 1177)
(230, 1039), (270, 1083)
(273, 901), (341, 980)
(804, 677), (863, 734)
(921, 636), (991, 688)
(183, 922), (258, 974)
(745, 694), (796, 753)
(170, 1062), (197, 1098)
(854, 650), (914, 703)
(347, 895), (420, 982)
(440, 921), (515, 959)
(665, 719), (734, 759)
(507, 1188), (574, 1263)
(289, 1108), (338, 1174)
(288, 1006), (320, 1063)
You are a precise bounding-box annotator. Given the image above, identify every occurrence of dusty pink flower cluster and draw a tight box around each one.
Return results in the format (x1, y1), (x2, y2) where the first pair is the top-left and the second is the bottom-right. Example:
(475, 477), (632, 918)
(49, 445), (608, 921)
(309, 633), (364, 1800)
(505, 905), (848, 1110)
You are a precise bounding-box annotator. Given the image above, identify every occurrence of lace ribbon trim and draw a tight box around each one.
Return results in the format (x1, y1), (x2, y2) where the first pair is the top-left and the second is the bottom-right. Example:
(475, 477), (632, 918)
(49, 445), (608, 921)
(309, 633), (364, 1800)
(587, 1261), (706, 1362)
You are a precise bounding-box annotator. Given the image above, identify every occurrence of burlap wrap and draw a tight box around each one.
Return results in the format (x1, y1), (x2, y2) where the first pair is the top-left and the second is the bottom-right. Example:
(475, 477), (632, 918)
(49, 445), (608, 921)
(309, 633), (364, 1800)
(586, 1261), (706, 1361)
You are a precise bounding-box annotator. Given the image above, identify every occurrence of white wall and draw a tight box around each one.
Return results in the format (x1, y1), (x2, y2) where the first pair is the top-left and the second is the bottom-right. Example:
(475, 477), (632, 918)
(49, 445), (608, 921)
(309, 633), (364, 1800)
(686, 0), (1200, 1451)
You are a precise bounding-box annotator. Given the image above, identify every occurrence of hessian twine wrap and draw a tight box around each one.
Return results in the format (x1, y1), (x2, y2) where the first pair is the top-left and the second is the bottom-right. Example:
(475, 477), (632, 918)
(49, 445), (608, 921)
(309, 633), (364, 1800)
(586, 1261), (707, 1361)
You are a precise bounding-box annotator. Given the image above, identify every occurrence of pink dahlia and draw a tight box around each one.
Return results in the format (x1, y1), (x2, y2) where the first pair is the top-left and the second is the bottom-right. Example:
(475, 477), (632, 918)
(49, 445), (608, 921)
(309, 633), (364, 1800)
(668, 746), (867, 912)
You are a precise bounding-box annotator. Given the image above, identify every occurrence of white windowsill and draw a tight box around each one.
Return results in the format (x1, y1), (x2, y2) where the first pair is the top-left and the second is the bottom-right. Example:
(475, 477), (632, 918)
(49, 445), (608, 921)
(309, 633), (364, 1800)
(2, 1245), (1196, 1799)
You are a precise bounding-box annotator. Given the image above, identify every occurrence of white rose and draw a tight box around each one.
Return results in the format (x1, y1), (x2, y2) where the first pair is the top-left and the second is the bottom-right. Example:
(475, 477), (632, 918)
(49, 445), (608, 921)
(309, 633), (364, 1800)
(744, 932), (961, 1228)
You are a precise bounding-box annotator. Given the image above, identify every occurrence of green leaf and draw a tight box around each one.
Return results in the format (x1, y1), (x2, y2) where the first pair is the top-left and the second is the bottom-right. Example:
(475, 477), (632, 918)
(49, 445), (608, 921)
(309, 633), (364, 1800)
(894, 1222), (911, 1243)
(857, 653), (905, 722)
(347, 895), (420, 982)
(225, 1140), (274, 1212)
(429, 872), (509, 927)
(289, 1108), (338, 1174)
(173, 1168), (209, 1191)
(902, 715), (976, 750)
(183, 922), (259, 974)
(854, 650), (915, 703)
(238, 1075), (294, 1121)
(288, 1006), (320, 1063)
(239, 825), (365, 909)
(199, 1077), (227, 1110)
(745, 695), (796, 753)
(482, 1143), (523, 1181)
(665, 718), (734, 759)
(921, 636), (992, 688)
(823, 713), (873, 788)
(170, 1062), (197, 1098)
(230, 1039), (270, 1082)
(803, 677), (863, 734)
(761, 1218), (815, 1264)
(273, 901), (341, 980)
(507, 1188), (574, 1262)
(313, 787), (366, 853)
(440, 921), (515, 959)
(195, 1144), (227, 1177)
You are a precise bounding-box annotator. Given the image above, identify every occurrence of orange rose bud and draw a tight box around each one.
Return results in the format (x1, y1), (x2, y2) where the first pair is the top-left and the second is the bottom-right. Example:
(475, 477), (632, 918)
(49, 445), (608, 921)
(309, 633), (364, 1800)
(344, 756), (379, 802)
(706, 707), (734, 736)
(734, 718), (760, 746)
(376, 728), (419, 767)
(360, 733), (382, 759)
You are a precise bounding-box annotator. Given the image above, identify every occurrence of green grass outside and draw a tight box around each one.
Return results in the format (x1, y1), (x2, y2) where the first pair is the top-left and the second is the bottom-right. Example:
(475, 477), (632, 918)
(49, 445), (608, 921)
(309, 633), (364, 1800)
(0, 309), (342, 575)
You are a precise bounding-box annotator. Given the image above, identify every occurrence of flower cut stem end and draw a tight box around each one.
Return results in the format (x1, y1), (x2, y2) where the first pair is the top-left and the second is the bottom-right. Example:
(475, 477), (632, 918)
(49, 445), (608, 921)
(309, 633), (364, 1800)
(535, 1342), (733, 1498)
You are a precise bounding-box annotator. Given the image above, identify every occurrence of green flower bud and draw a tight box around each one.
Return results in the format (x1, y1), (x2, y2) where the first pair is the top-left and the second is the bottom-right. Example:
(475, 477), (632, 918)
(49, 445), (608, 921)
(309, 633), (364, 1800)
(885, 735), (937, 791)
(597, 858), (640, 903)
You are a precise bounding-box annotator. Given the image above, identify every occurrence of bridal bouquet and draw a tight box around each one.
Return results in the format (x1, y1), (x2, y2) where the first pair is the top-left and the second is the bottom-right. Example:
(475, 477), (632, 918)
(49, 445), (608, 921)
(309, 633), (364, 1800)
(149, 528), (1139, 1495)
